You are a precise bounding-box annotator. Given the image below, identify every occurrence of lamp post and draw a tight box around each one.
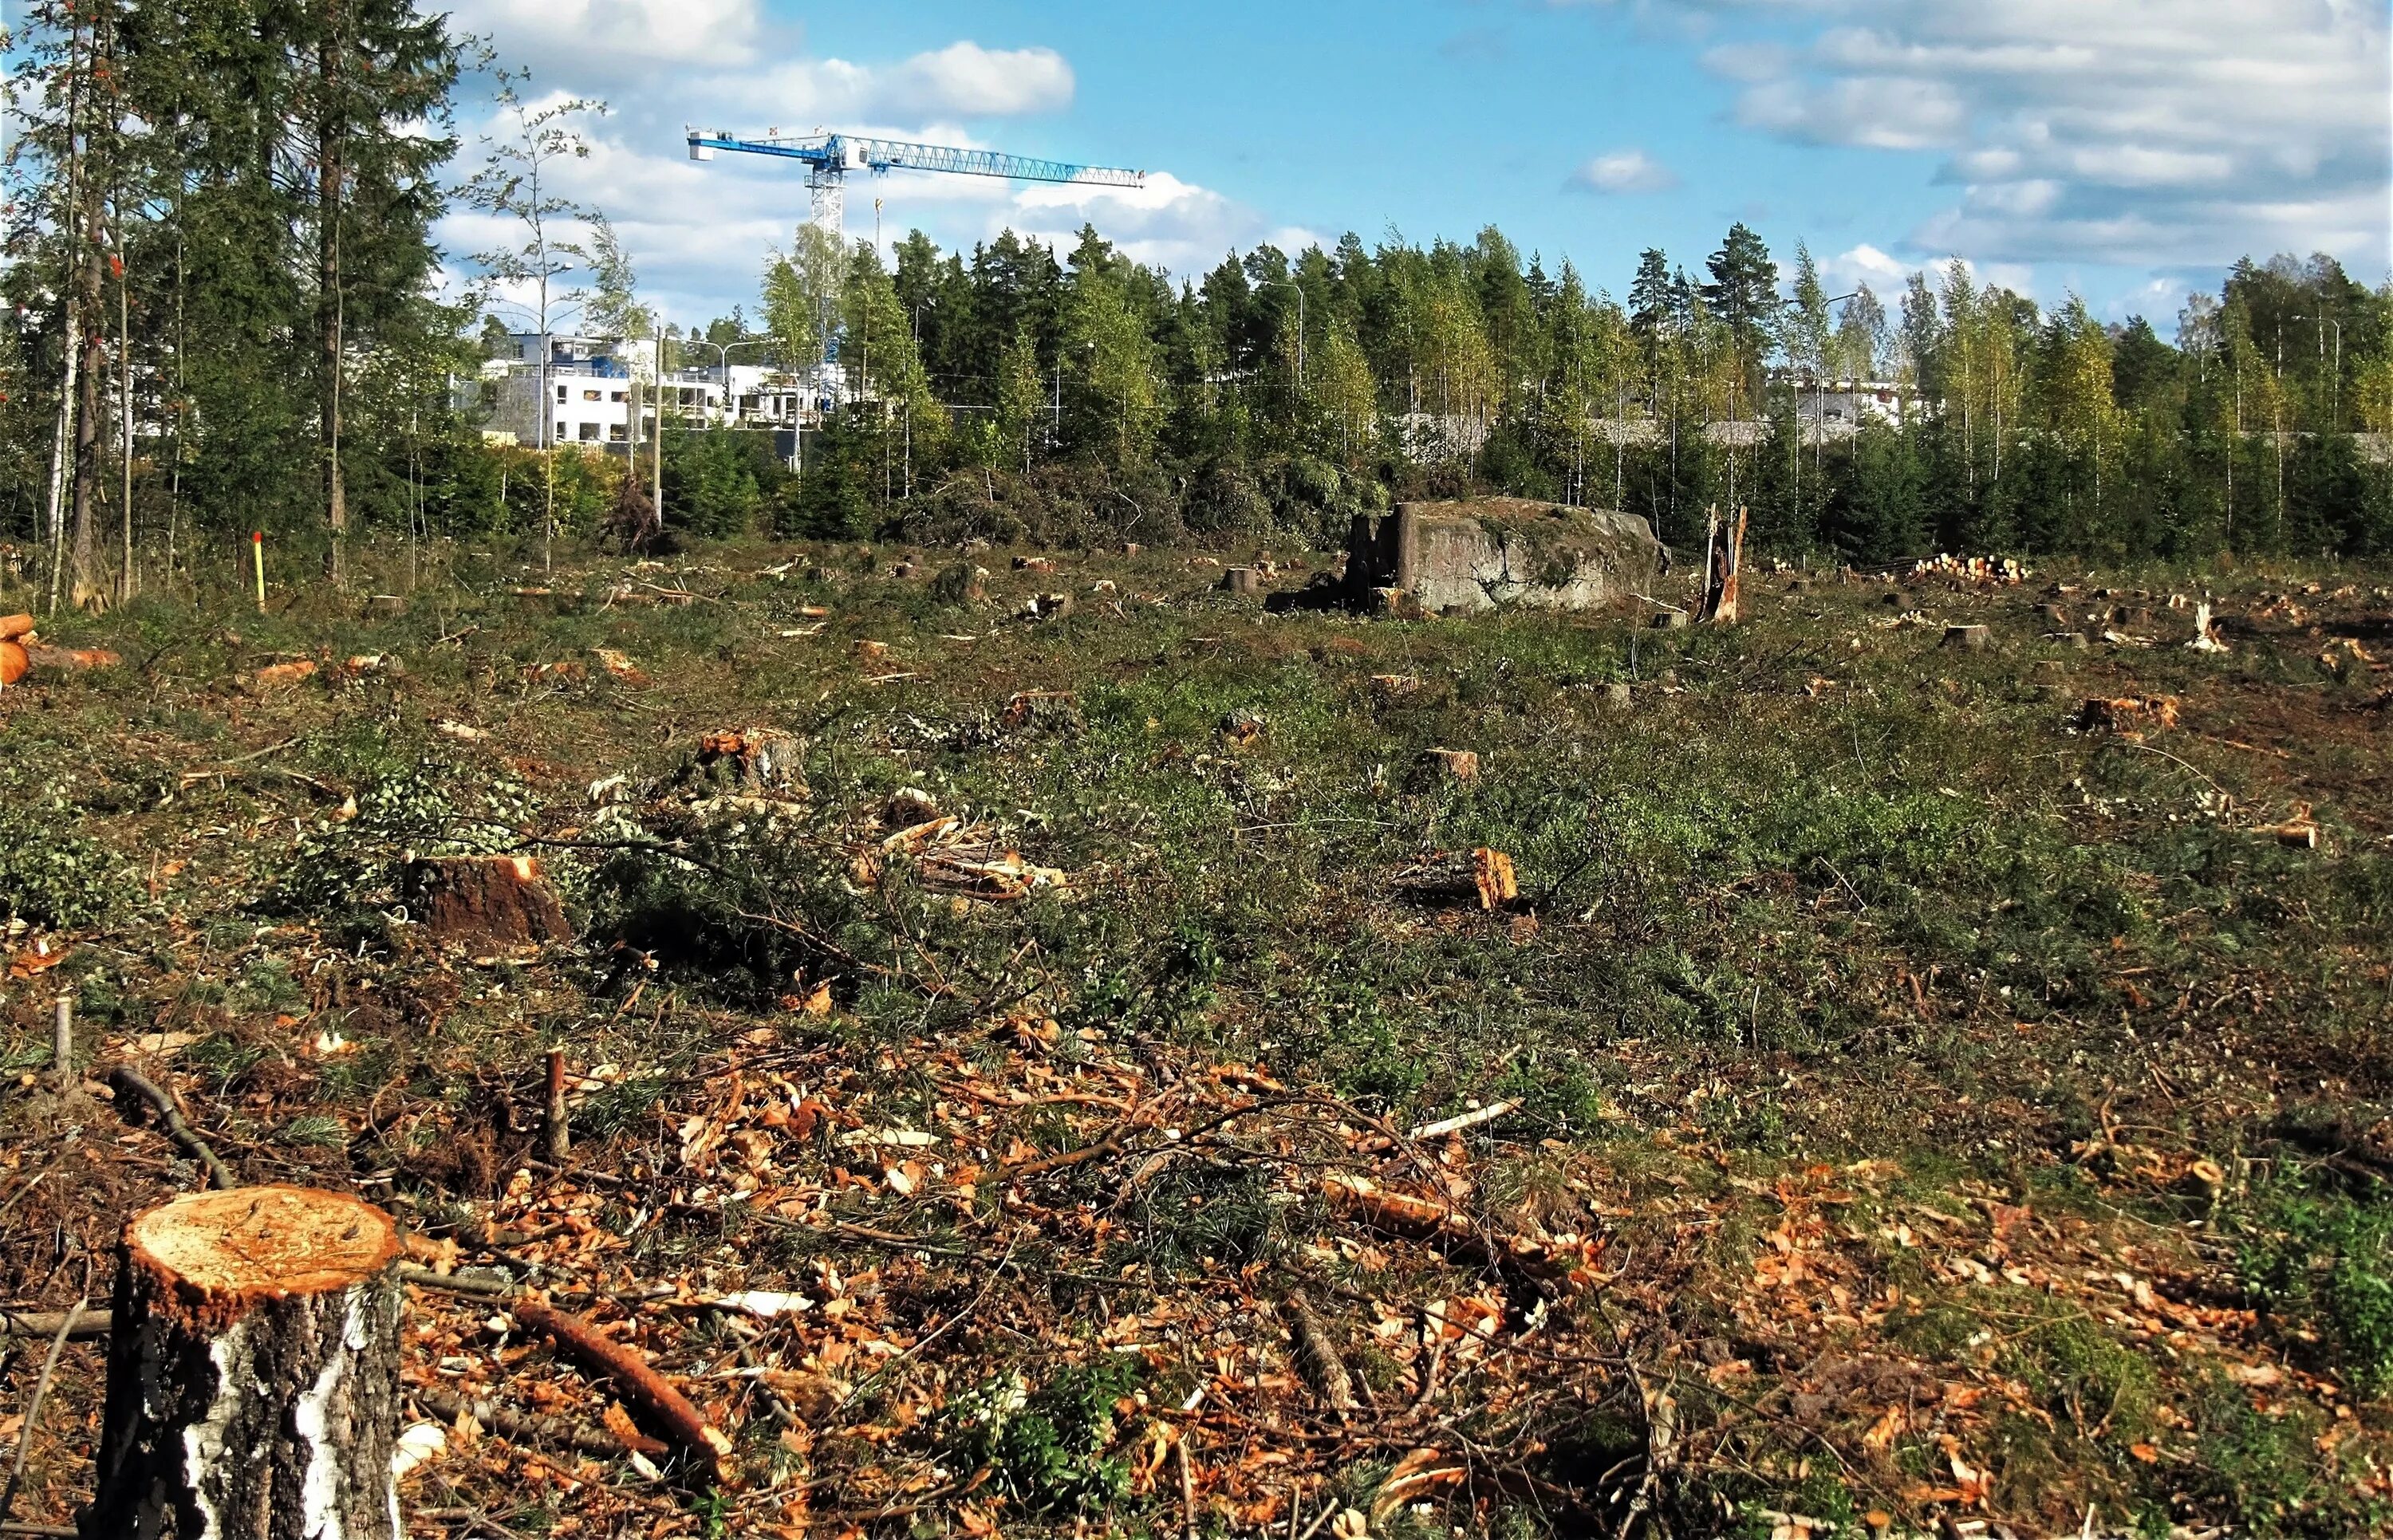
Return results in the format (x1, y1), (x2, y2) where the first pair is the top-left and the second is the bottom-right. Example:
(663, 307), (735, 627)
(691, 336), (774, 427)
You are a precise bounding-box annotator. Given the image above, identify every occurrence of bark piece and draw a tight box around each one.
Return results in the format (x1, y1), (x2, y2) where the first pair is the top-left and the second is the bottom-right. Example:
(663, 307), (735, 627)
(404, 855), (571, 947)
(252, 659), (317, 687)
(89, 1186), (405, 1540)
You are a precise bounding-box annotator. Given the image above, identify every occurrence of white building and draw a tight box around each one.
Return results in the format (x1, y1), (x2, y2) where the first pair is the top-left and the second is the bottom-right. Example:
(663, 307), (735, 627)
(1786, 379), (1911, 433)
(479, 333), (849, 463)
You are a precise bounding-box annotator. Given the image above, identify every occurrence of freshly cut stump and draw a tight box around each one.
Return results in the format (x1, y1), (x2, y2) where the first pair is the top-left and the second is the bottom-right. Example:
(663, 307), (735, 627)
(89, 1185), (404, 1540)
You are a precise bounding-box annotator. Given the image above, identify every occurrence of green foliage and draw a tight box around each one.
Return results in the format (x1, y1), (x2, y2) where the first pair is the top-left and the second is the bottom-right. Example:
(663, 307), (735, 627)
(946, 1360), (1145, 1515)
(664, 427), (775, 539)
(275, 754), (535, 920)
(0, 783), (129, 931)
(2237, 1180), (2393, 1393)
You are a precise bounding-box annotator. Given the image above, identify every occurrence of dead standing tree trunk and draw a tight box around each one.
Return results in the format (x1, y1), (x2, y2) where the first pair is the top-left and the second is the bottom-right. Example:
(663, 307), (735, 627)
(87, 1185), (404, 1540)
(1694, 504), (1746, 624)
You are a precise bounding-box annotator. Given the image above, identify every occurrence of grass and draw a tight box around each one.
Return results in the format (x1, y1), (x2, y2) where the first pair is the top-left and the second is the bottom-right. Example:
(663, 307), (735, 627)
(3, 538), (2391, 1534)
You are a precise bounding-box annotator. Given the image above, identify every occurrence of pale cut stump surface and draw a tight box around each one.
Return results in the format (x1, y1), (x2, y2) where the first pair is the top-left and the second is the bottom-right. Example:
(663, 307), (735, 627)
(87, 1184), (404, 1540)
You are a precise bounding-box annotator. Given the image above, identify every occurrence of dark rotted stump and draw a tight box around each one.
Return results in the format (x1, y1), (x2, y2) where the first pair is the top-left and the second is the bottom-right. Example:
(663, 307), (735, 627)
(404, 855), (571, 946)
(88, 1186), (406, 1540)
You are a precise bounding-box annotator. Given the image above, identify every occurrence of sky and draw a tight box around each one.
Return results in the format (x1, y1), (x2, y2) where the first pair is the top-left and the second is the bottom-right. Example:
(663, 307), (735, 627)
(440, 0), (2393, 335)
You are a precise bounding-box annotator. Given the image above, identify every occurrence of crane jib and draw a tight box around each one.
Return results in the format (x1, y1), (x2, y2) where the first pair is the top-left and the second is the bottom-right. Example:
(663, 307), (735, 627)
(684, 132), (1145, 188)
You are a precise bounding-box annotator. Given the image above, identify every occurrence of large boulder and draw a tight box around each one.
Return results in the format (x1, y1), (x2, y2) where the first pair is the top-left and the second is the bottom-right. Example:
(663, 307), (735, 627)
(1346, 498), (1662, 614)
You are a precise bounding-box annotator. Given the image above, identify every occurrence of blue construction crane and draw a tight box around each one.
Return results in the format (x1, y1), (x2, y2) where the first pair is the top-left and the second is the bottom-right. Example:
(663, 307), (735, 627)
(686, 129), (1146, 239)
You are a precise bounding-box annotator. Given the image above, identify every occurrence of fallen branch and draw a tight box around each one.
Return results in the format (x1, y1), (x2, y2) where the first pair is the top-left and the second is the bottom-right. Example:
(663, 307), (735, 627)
(1283, 1290), (1358, 1414)
(412, 1386), (633, 1460)
(396, 1264), (518, 1299)
(512, 1297), (735, 1477)
(106, 1068), (236, 1189)
(0, 1299), (85, 1526)
(0, 1308), (109, 1341)
(1323, 1173), (1596, 1286)
(1409, 1100), (1518, 1141)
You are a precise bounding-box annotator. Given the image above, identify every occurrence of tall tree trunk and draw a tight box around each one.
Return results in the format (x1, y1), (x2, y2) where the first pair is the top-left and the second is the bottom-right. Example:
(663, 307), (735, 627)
(119, 224), (135, 605)
(318, 6), (348, 586)
(44, 299), (77, 617)
(69, 185), (106, 609)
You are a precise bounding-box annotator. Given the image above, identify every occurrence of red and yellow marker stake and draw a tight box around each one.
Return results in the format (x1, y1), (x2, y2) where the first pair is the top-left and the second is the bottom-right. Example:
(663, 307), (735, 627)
(251, 530), (266, 612)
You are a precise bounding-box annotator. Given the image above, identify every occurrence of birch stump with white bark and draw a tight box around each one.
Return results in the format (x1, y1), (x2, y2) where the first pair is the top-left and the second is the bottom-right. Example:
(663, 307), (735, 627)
(86, 1184), (404, 1540)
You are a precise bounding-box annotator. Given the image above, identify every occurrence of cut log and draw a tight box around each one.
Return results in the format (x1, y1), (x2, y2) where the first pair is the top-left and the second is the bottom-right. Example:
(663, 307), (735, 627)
(0, 613), (33, 642)
(88, 1186), (404, 1540)
(0, 640), (26, 688)
(1942, 624), (1992, 650)
(404, 855), (571, 947)
(1394, 848), (1517, 911)
(1220, 566), (1260, 597)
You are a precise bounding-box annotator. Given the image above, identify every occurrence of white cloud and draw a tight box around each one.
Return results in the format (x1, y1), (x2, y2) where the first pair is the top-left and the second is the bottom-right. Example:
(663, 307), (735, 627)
(692, 44), (1074, 126)
(446, 0), (767, 76)
(440, 10), (1147, 321)
(1677, 0), (2390, 269)
(1570, 148), (1677, 194)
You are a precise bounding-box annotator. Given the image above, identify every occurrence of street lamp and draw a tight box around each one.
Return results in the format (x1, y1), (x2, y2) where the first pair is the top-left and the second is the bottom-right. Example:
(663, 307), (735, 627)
(688, 336), (775, 427)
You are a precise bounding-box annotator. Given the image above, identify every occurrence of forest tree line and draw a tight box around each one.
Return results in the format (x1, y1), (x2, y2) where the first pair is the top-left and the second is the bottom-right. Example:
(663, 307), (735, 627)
(5, 0), (2391, 610)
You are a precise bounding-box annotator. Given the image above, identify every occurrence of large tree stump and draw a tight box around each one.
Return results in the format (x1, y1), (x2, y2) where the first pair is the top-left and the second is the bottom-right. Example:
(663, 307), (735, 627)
(88, 1185), (404, 1540)
(403, 854), (570, 947)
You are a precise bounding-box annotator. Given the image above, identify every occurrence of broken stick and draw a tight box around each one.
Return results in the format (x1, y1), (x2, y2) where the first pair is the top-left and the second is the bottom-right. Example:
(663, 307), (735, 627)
(544, 1048), (572, 1161)
(412, 1386), (632, 1461)
(512, 1297), (735, 1477)
(107, 1067), (236, 1189)
(1283, 1290), (1359, 1414)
